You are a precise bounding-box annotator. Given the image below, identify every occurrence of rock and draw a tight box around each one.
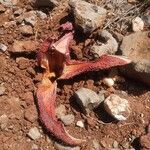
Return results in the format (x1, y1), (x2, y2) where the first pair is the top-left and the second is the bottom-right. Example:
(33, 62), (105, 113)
(24, 105), (38, 123)
(91, 30), (118, 56)
(36, 11), (47, 19)
(14, 8), (23, 16)
(54, 142), (80, 150)
(31, 144), (38, 150)
(22, 92), (34, 106)
(120, 31), (150, 86)
(0, 84), (5, 95)
(23, 11), (37, 27)
(76, 120), (84, 128)
(35, 0), (58, 7)
(56, 104), (66, 119)
(147, 124), (150, 133)
(91, 139), (100, 150)
(128, 0), (137, 4)
(20, 25), (33, 36)
(103, 78), (115, 87)
(60, 114), (75, 126)
(75, 88), (102, 113)
(104, 94), (131, 121)
(0, 0), (18, 7)
(100, 137), (114, 149)
(11, 40), (37, 53)
(0, 4), (5, 12)
(0, 43), (7, 52)
(16, 57), (30, 70)
(27, 127), (41, 140)
(0, 114), (9, 130)
(69, 0), (106, 33)
(140, 133), (150, 149)
(132, 17), (144, 32)
(142, 15), (150, 25)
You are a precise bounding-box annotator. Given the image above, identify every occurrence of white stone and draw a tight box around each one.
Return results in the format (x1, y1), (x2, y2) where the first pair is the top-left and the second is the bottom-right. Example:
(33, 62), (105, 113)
(31, 144), (38, 150)
(132, 17), (144, 32)
(103, 78), (114, 87)
(104, 94), (131, 121)
(76, 120), (84, 128)
(27, 127), (41, 140)
(0, 84), (5, 95)
(0, 114), (9, 130)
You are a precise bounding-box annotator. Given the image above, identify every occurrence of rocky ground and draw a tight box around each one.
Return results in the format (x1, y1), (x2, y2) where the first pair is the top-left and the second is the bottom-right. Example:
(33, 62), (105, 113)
(0, 0), (150, 150)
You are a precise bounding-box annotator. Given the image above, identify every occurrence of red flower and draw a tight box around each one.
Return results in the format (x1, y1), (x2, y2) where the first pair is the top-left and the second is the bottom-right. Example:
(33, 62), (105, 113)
(36, 24), (131, 146)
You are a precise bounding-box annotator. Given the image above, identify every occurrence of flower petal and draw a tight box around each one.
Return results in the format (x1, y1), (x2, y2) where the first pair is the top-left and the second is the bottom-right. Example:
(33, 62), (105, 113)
(36, 78), (85, 145)
(52, 32), (73, 55)
(59, 55), (131, 79)
(60, 22), (73, 31)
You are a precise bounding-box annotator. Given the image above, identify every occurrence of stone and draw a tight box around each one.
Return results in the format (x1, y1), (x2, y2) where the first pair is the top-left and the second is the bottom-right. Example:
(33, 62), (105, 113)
(0, 0), (18, 7)
(60, 114), (75, 126)
(31, 144), (38, 150)
(24, 105), (38, 123)
(120, 31), (150, 86)
(147, 124), (150, 133)
(36, 11), (47, 19)
(56, 104), (66, 119)
(76, 120), (84, 128)
(35, 0), (58, 7)
(0, 43), (7, 52)
(23, 11), (37, 26)
(91, 139), (100, 150)
(20, 25), (33, 36)
(0, 84), (5, 95)
(27, 127), (41, 140)
(0, 114), (9, 130)
(132, 17), (144, 32)
(69, 0), (106, 33)
(91, 30), (118, 56)
(104, 94), (131, 121)
(11, 40), (37, 53)
(54, 142), (80, 150)
(102, 78), (114, 87)
(100, 137), (114, 149)
(128, 0), (137, 4)
(14, 8), (23, 16)
(16, 57), (30, 70)
(142, 15), (150, 25)
(0, 4), (5, 12)
(140, 133), (150, 149)
(75, 88), (102, 113)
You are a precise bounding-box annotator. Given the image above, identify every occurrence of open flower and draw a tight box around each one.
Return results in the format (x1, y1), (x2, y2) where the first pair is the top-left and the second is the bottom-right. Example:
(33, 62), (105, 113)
(36, 25), (131, 146)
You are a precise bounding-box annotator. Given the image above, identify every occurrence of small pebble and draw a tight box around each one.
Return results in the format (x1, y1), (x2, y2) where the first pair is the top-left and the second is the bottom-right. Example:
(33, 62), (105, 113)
(132, 17), (144, 32)
(91, 139), (100, 150)
(104, 94), (131, 121)
(14, 8), (23, 16)
(76, 120), (84, 128)
(36, 11), (47, 19)
(103, 77), (114, 87)
(0, 43), (7, 52)
(54, 142), (80, 150)
(60, 114), (75, 126)
(0, 4), (6, 12)
(0, 84), (5, 95)
(56, 104), (66, 119)
(20, 25), (33, 36)
(31, 144), (38, 150)
(0, 114), (9, 130)
(27, 127), (41, 140)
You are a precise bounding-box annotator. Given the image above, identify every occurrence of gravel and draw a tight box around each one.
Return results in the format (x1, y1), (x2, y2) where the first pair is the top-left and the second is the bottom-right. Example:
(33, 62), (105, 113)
(27, 127), (41, 140)
(0, 43), (7, 52)
(60, 114), (75, 126)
